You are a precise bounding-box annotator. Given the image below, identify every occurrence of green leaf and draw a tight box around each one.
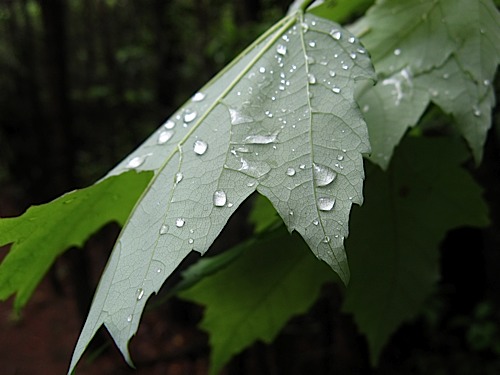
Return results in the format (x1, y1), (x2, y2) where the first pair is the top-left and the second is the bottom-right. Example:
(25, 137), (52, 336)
(0, 170), (153, 313)
(69, 10), (375, 373)
(343, 136), (490, 364)
(179, 227), (336, 375)
(309, 0), (374, 24)
(352, 0), (500, 168)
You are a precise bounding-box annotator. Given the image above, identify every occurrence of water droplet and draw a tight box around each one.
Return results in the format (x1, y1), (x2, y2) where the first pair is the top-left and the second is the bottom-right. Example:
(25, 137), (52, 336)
(323, 236), (331, 243)
(308, 41), (316, 48)
(188, 238), (194, 244)
(192, 92), (205, 102)
(484, 79), (491, 86)
(306, 55), (316, 65)
(318, 197), (335, 211)
(362, 104), (370, 112)
(193, 140), (208, 155)
(213, 190), (227, 207)
(159, 224), (169, 235)
(277, 44), (287, 55)
(259, 66), (266, 74)
(127, 315), (132, 322)
(443, 73), (450, 79)
(342, 64), (349, 70)
(175, 172), (183, 184)
(229, 108), (253, 125)
(244, 131), (279, 144)
(394, 48), (401, 56)
(332, 87), (341, 94)
(299, 164), (306, 170)
(308, 73), (317, 84)
(265, 110), (273, 118)
(158, 130), (174, 144)
(337, 155), (344, 161)
(350, 52), (357, 59)
(163, 119), (175, 129)
(330, 29), (341, 40)
(312, 219), (319, 226)
(282, 34), (289, 42)
(175, 218), (185, 228)
(473, 105), (481, 117)
(136, 288), (144, 301)
(126, 154), (149, 169)
(313, 163), (337, 187)
(184, 110), (197, 123)
(357, 48), (366, 54)
(227, 202), (234, 208)
(329, 70), (336, 77)
(286, 167), (296, 176)
(157, 268), (162, 273)
(301, 22), (309, 32)
(348, 36), (355, 44)
(289, 210), (294, 216)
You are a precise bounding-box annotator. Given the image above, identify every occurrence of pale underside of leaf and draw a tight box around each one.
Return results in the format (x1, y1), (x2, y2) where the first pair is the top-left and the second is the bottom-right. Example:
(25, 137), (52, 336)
(69, 10), (374, 373)
(351, 0), (499, 168)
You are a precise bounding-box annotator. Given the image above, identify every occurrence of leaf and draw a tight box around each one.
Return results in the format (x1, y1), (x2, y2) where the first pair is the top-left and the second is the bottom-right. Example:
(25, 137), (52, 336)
(342, 136), (490, 364)
(179, 227), (336, 375)
(69, 9), (375, 373)
(0, 171), (153, 313)
(352, 0), (500, 168)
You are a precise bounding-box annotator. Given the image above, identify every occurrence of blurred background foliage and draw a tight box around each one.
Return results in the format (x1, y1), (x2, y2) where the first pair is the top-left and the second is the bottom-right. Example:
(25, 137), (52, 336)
(0, 1), (499, 374)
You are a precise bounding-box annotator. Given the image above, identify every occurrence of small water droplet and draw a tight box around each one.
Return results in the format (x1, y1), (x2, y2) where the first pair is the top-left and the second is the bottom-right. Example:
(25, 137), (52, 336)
(348, 36), (355, 44)
(192, 92), (205, 102)
(318, 197), (335, 211)
(362, 104), (370, 112)
(159, 224), (169, 235)
(188, 238), (194, 244)
(259, 66), (266, 74)
(193, 140), (208, 155)
(329, 70), (336, 77)
(306, 55), (316, 64)
(282, 34), (289, 42)
(301, 22), (309, 32)
(312, 219), (319, 226)
(265, 110), (273, 118)
(308, 73), (317, 84)
(163, 119), (175, 129)
(308, 41), (316, 48)
(323, 236), (331, 243)
(136, 288), (144, 301)
(394, 48), (401, 56)
(299, 164), (306, 170)
(337, 155), (344, 161)
(126, 154), (149, 169)
(332, 87), (341, 94)
(158, 130), (174, 144)
(184, 110), (197, 123)
(330, 29), (341, 40)
(443, 73), (449, 79)
(289, 210), (294, 216)
(127, 315), (132, 322)
(357, 47), (366, 54)
(313, 163), (337, 186)
(473, 105), (481, 117)
(483, 79), (490, 86)
(213, 190), (227, 207)
(175, 218), (185, 228)
(277, 44), (287, 55)
(350, 52), (357, 59)
(157, 268), (162, 273)
(286, 167), (296, 176)
(227, 202), (234, 208)
(342, 64), (349, 70)
(175, 172), (183, 184)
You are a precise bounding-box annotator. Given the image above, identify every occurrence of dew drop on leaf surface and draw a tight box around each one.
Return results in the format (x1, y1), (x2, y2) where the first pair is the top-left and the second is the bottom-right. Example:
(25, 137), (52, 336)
(313, 163), (337, 186)
(318, 197), (335, 211)
(213, 190), (227, 207)
(286, 167), (296, 176)
(175, 172), (183, 184)
(184, 110), (197, 123)
(163, 119), (175, 129)
(192, 92), (205, 102)
(126, 154), (149, 169)
(193, 140), (208, 155)
(159, 224), (169, 235)
(136, 288), (144, 301)
(157, 130), (174, 145)
(175, 218), (185, 228)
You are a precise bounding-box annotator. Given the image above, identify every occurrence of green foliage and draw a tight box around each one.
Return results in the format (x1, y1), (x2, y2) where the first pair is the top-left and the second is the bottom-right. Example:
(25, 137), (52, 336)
(0, 0), (498, 374)
(0, 171), (152, 313)
(343, 136), (489, 364)
(179, 227), (337, 375)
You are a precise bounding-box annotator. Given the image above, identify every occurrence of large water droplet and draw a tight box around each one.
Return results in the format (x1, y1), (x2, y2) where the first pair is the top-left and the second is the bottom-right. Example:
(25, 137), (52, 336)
(192, 92), (205, 102)
(136, 288), (144, 301)
(175, 172), (183, 184)
(163, 119), (175, 129)
(193, 140), (208, 155)
(318, 197), (335, 211)
(126, 154), (149, 169)
(332, 87), (341, 94)
(244, 131), (279, 144)
(286, 167), (296, 176)
(229, 108), (253, 125)
(213, 190), (227, 207)
(159, 224), (169, 235)
(330, 29), (341, 40)
(277, 44), (287, 55)
(313, 163), (337, 187)
(158, 130), (174, 144)
(184, 110), (197, 123)
(175, 218), (185, 228)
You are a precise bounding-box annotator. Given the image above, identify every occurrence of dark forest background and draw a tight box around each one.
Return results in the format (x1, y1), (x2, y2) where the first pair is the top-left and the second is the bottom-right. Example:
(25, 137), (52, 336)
(1, 1), (500, 374)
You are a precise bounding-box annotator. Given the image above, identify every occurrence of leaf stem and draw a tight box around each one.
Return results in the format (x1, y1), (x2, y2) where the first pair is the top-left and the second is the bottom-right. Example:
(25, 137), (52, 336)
(299, 0), (315, 12)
